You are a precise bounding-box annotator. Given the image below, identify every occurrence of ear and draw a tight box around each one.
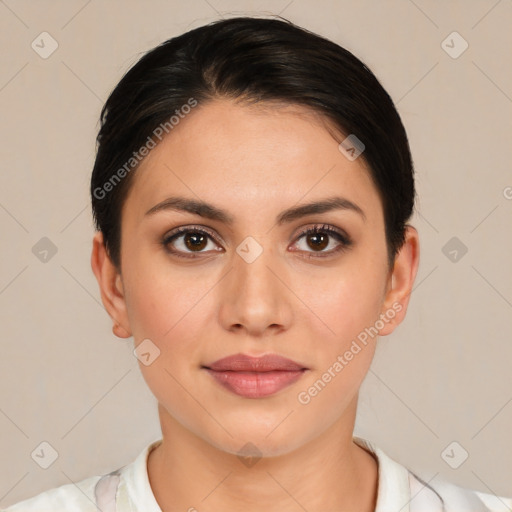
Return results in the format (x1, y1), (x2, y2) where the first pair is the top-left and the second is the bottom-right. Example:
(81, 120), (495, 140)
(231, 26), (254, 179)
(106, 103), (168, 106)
(90, 231), (132, 339)
(378, 225), (420, 336)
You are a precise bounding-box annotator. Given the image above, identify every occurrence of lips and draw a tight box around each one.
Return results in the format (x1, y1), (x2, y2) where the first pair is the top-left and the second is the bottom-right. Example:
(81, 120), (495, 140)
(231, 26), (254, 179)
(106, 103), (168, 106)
(207, 353), (306, 372)
(203, 353), (308, 398)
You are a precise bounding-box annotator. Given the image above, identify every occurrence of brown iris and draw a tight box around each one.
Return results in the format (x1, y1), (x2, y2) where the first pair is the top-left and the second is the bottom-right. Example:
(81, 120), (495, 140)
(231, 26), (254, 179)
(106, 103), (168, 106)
(307, 232), (329, 251)
(184, 232), (208, 251)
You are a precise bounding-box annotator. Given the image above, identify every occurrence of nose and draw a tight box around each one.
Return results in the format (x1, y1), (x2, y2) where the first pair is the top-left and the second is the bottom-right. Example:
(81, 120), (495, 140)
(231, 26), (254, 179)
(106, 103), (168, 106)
(218, 239), (294, 338)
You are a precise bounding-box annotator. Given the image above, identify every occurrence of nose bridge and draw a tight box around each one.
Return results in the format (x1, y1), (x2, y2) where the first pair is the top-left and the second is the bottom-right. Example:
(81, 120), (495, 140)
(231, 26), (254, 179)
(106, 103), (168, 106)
(234, 234), (281, 300)
(233, 237), (279, 293)
(220, 234), (292, 334)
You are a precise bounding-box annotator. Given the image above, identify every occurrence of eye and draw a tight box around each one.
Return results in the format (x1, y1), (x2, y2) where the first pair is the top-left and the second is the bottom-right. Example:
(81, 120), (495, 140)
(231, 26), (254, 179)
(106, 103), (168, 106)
(162, 226), (222, 259)
(291, 223), (352, 258)
(162, 223), (352, 260)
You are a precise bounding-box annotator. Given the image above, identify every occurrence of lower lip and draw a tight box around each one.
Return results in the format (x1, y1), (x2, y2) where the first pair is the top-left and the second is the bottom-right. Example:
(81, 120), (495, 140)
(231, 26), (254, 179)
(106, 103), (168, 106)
(205, 369), (306, 398)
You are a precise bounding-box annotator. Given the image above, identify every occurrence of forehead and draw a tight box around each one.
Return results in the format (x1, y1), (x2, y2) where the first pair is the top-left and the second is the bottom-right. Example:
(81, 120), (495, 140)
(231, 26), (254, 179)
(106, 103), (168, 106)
(122, 99), (382, 225)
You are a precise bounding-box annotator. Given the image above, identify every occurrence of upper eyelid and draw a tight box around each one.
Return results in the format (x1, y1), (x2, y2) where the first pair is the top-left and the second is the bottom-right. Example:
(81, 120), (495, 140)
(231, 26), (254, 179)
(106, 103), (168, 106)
(164, 224), (220, 242)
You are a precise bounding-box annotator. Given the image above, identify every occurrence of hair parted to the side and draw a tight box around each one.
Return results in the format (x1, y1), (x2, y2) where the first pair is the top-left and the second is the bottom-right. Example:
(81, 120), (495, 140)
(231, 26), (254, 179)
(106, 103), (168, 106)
(90, 16), (415, 271)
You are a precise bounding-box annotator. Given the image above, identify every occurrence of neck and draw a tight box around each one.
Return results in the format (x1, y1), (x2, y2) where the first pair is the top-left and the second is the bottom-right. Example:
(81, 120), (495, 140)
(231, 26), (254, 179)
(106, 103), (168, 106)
(147, 403), (378, 512)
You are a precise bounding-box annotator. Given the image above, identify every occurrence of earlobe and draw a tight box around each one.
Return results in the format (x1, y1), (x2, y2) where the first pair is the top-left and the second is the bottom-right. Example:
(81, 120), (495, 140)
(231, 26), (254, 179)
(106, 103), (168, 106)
(378, 225), (420, 336)
(91, 231), (132, 339)
(112, 322), (131, 338)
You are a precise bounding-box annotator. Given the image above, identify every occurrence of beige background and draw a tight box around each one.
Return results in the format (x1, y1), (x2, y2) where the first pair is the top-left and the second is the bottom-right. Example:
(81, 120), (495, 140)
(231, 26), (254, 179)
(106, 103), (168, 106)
(1, 0), (511, 507)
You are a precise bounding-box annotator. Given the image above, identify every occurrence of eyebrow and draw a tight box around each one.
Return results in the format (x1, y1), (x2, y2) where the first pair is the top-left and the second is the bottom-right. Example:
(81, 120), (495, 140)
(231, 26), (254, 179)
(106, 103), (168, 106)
(144, 195), (366, 225)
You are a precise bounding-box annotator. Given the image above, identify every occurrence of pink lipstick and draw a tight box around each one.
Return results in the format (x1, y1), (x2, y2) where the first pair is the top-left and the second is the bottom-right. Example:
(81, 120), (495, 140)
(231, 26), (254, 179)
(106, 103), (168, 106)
(204, 353), (307, 398)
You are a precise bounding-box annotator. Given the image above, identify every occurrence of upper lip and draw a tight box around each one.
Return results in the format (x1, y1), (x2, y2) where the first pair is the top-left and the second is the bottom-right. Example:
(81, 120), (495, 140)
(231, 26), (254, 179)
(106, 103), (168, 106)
(205, 353), (307, 372)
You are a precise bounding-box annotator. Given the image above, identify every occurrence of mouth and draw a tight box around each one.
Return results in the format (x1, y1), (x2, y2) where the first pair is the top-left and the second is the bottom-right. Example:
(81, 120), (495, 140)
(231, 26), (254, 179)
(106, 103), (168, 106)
(202, 353), (308, 399)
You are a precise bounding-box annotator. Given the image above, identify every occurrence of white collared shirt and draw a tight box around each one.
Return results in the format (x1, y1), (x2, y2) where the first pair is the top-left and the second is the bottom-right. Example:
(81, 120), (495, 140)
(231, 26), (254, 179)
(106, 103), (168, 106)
(3, 437), (511, 511)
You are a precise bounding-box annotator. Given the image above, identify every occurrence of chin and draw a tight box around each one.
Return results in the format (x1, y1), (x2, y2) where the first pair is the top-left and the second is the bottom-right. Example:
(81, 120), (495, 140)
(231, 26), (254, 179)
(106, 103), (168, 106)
(203, 421), (311, 460)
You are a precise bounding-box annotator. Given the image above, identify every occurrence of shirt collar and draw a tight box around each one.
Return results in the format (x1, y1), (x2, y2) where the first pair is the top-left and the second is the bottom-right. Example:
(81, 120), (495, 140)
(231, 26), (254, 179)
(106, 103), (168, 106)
(123, 436), (412, 512)
(353, 436), (412, 512)
(121, 438), (163, 512)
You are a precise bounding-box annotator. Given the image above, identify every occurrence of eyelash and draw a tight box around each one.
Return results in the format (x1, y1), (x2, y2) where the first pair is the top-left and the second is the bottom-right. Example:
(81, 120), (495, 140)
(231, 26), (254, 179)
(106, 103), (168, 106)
(161, 223), (353, 260)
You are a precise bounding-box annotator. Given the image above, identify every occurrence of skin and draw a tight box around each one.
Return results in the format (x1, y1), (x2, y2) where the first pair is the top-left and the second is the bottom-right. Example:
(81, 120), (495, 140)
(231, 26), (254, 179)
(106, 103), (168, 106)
(91, 98), (420, 512)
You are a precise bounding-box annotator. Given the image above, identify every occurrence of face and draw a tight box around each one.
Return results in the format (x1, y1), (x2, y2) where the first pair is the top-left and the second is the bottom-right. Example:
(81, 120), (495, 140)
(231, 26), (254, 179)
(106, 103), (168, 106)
(93, 98), (417, 457)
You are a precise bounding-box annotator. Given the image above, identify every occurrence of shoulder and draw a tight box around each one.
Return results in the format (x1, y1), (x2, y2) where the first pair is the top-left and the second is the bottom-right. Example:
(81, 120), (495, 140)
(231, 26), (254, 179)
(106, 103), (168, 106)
(1, 474), (102, 512)
(0, 440), (161, 512)
(354, 436), (511, 512)
(410, 471), (512, 512)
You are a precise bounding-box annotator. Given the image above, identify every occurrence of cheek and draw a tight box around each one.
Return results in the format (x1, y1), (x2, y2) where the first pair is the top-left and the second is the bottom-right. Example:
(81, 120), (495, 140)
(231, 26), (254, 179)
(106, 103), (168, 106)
(297, 261), (387, 347)
(293, 272), (385, 418)
(122, 244), (210, 340)
(122, 259), (222, 391)
(123, 265), (215, 411)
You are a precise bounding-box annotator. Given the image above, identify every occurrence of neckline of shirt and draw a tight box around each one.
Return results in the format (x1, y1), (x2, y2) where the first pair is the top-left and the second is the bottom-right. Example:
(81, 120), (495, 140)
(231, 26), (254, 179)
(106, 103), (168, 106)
(122, 436), (411, 512)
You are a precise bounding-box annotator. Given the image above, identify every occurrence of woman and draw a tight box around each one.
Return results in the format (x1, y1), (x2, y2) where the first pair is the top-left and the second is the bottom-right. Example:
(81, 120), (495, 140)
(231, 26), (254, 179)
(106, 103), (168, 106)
(4, 16), (510, 512)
